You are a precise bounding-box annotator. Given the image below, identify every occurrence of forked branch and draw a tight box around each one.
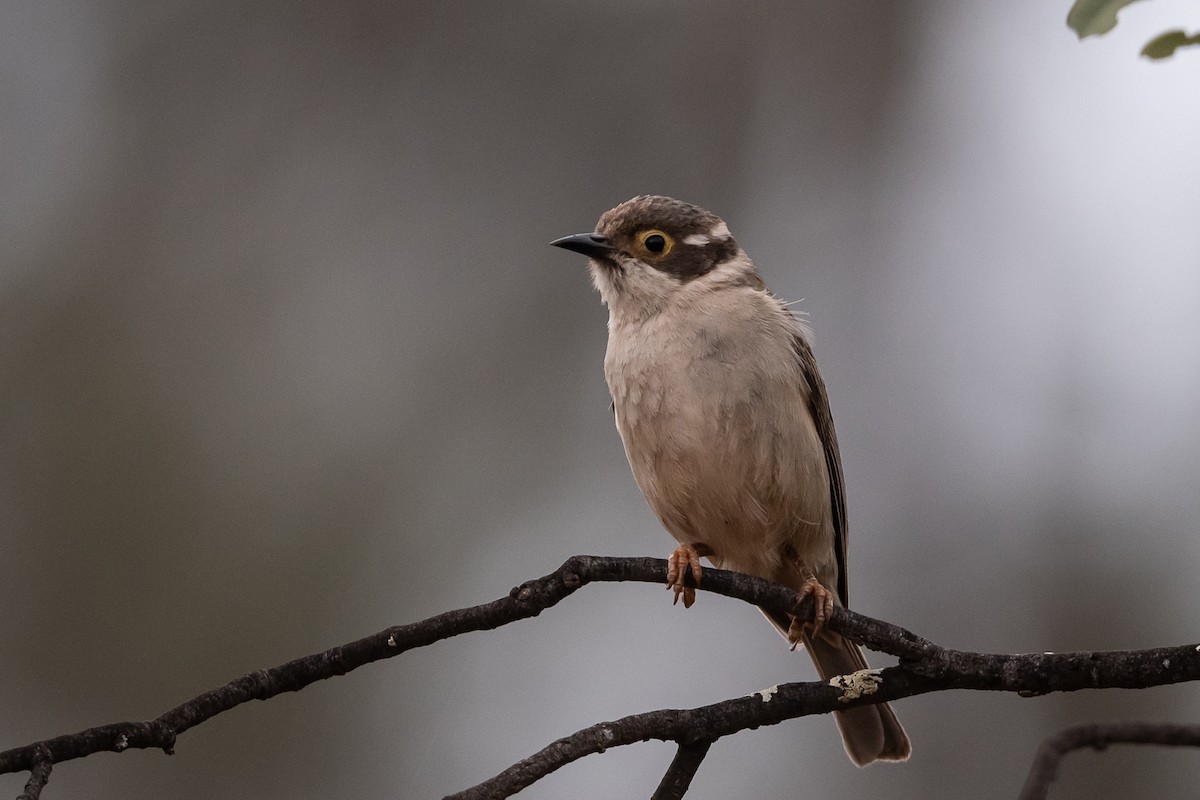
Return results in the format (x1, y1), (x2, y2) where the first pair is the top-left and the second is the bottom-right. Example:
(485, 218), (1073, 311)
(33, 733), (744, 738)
(0, 555), (1197, 800)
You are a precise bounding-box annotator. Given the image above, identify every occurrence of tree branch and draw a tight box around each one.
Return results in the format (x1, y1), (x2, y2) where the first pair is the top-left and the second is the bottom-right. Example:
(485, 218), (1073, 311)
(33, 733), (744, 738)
(0, 555), (648, 776)
(651, 740), (714, 800)
(443, 645), (1200, 799)
(14, 749), (51, 800)
(0, 555), (1197, 799)
(1018, 721), (1200, 800)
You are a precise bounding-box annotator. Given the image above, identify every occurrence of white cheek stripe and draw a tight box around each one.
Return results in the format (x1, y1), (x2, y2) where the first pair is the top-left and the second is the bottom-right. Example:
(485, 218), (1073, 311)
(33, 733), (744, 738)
(682, 221), (731, 248)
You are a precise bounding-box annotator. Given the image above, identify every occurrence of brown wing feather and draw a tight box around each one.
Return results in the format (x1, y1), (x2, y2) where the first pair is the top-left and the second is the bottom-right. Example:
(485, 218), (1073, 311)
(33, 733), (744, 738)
(792, 332), (849, 606)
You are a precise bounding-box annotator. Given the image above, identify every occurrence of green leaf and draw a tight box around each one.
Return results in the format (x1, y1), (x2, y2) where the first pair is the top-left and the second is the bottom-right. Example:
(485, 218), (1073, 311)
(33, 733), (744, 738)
(1067, 0), (1145, 39)
(1141, 29), (1200, 59)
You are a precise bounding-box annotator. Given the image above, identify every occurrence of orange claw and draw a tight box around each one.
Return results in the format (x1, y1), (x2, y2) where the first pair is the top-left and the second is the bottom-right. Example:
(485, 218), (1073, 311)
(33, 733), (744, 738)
(786, 575), (836, 648)
(666, 543), (706, 608)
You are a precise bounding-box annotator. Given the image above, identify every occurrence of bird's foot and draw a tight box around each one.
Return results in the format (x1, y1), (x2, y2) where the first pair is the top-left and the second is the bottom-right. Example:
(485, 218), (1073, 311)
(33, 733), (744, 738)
(666, 543), (709, 608)
(787, 575), (835, 649)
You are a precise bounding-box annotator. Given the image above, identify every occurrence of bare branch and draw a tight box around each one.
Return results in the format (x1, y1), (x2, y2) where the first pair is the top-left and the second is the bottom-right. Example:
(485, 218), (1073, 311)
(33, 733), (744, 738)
(651, 741), (714, 800)
(444, 646), (1200, 799)
(1018, 721), (1200, 800)
(15, 750), (51, 800)
(0, 557), (677, 775)
(0, 554), (1197, 799)
(0, 555), (805, 777)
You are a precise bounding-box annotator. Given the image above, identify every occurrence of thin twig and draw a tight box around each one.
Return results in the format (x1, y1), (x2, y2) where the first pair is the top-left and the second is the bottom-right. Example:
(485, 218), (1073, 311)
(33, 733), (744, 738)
(1018, 721), (1200, 800)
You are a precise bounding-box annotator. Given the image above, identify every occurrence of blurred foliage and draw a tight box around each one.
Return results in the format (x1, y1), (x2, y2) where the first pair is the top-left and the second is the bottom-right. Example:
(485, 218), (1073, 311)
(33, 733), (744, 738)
(1141, 29), (1200, 58)
(1067, 0), (1200, 58)
(1067, 0), (1143, 36)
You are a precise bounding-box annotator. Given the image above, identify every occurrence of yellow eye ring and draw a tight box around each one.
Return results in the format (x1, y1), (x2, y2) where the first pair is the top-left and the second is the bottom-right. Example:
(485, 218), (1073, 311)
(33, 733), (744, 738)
(638, 229), (674, 258)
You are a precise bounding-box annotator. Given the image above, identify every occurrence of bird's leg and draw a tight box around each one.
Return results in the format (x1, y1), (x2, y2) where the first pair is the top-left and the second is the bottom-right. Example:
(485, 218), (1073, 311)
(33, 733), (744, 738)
(785, 562), (835, 649)
(666, 542), (712, 608)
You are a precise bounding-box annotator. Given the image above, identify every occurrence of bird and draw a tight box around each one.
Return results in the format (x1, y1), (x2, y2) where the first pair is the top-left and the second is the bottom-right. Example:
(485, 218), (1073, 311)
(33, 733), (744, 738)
(550, 195), (911, 766)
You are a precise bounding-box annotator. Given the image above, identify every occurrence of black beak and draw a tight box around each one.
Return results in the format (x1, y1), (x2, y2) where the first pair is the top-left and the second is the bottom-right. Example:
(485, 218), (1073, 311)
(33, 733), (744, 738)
(550, 232), (614, 259)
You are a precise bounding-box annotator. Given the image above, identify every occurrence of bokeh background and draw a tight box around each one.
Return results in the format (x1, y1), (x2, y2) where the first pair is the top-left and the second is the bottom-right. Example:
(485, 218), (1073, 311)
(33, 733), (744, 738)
(3, 1), (1199, 798)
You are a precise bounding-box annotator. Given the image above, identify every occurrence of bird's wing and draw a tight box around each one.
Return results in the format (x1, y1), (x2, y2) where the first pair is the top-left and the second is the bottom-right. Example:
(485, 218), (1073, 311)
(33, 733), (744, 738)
(792, 332), (849, 607)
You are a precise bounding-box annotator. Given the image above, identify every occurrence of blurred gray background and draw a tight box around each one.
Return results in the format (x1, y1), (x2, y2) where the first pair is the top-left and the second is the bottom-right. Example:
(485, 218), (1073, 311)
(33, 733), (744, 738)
(2, 1), (1199, 798)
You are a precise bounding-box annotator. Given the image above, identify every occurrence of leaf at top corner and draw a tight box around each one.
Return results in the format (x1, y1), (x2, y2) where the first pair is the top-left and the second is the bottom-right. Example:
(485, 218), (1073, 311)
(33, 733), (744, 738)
(1141, 29), (1200, 59)
(1067, 0), (1145, 39)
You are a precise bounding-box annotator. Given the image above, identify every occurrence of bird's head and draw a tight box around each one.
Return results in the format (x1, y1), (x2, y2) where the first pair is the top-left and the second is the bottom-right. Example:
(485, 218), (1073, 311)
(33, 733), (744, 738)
(552, 196), (756, 316)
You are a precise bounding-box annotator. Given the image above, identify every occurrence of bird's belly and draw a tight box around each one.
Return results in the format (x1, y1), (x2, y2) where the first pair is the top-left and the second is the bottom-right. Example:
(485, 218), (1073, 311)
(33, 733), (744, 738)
(608, 349), (834, 583)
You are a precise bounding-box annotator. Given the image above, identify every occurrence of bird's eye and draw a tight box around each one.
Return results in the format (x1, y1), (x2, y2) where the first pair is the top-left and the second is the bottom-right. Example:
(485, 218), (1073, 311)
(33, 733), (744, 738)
(638, 229), (673, 257)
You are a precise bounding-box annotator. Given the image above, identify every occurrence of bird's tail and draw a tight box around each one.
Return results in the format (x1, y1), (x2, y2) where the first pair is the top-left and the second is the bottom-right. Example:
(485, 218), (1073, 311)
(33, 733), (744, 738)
(803, 627), (911, 766)
(761, 607), (911, 766)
